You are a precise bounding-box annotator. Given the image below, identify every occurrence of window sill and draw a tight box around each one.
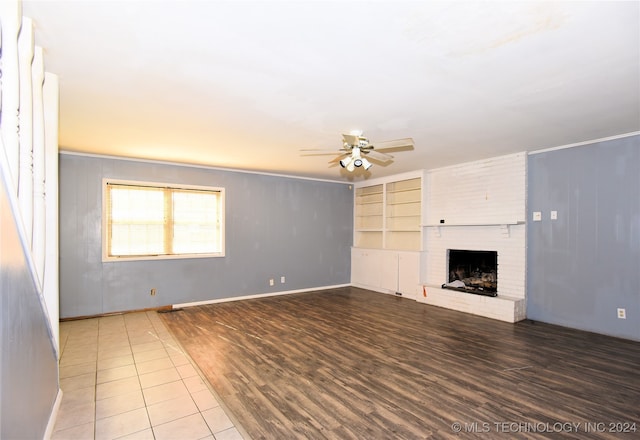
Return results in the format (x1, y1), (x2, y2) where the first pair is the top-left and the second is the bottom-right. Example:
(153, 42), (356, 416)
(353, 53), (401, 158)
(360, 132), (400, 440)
(102, 252), (225, 263)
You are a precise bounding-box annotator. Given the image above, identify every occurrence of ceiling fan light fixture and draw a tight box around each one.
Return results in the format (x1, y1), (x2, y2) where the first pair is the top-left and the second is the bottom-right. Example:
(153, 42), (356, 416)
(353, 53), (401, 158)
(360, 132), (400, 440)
(306, 131), (411, 174)
(340, 156), (353, 168)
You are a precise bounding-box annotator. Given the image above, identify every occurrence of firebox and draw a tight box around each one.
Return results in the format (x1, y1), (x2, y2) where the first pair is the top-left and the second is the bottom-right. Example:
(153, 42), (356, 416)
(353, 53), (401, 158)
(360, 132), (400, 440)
(443, 249), (498, 297)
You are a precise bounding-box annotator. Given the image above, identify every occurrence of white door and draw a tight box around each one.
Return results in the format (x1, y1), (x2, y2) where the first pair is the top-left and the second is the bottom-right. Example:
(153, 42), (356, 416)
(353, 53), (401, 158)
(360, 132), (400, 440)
(380, 251), (399, 292)
(351, 248), (383, 289)
(398, 251), (420, 299)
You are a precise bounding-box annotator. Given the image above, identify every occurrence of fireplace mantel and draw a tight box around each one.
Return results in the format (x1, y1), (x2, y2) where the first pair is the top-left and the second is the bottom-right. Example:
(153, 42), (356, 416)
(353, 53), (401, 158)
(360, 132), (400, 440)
(424, 220), (525, 227)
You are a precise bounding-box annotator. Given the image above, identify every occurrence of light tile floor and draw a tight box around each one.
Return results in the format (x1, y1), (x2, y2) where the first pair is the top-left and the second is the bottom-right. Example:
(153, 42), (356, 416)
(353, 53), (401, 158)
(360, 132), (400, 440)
(52, 311), (247, 440)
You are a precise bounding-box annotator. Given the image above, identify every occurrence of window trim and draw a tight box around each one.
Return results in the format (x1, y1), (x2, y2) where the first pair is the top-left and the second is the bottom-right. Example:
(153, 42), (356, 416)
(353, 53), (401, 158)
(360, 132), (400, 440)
(102, 178), (225, 262)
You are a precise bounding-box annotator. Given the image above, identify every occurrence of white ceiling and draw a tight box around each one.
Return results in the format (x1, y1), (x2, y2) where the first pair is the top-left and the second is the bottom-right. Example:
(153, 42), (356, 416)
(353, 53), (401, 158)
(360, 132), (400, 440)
(22, 0), (640, 182)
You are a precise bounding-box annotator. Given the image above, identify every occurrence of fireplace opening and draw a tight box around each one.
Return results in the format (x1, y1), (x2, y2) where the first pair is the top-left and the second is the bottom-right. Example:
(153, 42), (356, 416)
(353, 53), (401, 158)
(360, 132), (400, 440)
(443, 249), (497, 297)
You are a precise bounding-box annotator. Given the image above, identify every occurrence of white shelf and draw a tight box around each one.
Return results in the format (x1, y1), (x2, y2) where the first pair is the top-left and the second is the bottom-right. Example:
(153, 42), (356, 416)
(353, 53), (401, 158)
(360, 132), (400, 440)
(354, 172), (424, 251)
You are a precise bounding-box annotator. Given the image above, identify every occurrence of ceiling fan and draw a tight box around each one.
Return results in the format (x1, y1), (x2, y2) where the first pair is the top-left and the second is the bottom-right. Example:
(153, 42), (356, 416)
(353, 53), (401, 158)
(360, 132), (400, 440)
(301, 132), (414, 172)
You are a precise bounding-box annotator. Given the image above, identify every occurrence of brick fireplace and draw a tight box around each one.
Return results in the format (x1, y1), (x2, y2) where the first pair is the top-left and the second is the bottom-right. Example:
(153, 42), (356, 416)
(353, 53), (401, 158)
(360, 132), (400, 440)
(417, 152), (527, 323)
(419, 224), (526, 322)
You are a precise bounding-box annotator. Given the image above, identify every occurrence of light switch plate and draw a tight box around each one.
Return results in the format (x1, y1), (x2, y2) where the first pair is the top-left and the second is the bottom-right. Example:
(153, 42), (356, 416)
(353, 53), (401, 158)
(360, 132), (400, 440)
(551, 211), (558, 220)
(533, 211), (542, 221)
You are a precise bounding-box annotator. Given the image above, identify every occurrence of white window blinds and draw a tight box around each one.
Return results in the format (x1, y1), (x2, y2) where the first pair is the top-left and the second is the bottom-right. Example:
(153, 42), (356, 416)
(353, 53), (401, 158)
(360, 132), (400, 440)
(105, 182), (224, 259)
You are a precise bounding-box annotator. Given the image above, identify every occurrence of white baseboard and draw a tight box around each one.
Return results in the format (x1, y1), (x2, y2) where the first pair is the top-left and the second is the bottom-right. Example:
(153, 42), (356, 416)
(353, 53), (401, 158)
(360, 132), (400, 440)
(44, 388), (63, 439)
(172, 284), (351, 309)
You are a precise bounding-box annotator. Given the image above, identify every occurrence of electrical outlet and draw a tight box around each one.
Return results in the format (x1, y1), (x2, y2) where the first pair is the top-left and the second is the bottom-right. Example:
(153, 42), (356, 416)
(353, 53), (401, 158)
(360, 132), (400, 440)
(281, 276), (285, 284)
(617, 308), (626, 319)
(269, 278), (274, 286)
(533, 212), (542, 221)
(150, 288), (156, 296)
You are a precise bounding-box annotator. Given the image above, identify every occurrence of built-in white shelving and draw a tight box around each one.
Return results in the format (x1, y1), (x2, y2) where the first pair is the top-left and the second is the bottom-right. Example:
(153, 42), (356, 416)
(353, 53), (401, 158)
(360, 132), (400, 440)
(353, 171), (424, 251)
(354, 184), (383, 249)
(351, 171), (425, 297)
(385, 177), (421, 251)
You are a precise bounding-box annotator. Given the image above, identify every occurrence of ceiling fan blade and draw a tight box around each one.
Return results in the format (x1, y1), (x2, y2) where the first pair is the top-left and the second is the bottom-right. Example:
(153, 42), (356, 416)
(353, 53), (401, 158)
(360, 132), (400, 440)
(365, 150), (394, 162)
(328, 153), (349, 164)
(302, 154), (346, 159)
(300, 148), (349, 157)
(372, 137), (414, 149)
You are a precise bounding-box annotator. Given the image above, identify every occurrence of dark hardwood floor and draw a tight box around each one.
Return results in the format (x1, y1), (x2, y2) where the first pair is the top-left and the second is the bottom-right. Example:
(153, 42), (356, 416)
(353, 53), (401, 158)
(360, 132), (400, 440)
(159, 287), (640, 439)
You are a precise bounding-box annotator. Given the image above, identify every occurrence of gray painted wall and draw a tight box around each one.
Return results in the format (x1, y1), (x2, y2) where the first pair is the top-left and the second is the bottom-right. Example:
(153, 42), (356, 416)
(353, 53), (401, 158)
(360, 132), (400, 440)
(1, 170), (59, 438)
(59, 154), (353, 318)
(527, 135), (640, 341)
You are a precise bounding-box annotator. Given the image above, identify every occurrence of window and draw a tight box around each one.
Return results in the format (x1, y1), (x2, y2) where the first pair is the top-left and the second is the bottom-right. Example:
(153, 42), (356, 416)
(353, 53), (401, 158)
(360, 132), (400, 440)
(103, 179), (224, 261)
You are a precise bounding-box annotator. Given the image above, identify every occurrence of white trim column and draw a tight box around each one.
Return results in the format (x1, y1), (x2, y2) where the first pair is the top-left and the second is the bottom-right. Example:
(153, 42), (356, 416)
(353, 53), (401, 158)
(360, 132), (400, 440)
(32, 46), (46, 282)
(43, 72), (60, 354)
(18, 17), (34, 245)
(0, 0), (22, 192)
